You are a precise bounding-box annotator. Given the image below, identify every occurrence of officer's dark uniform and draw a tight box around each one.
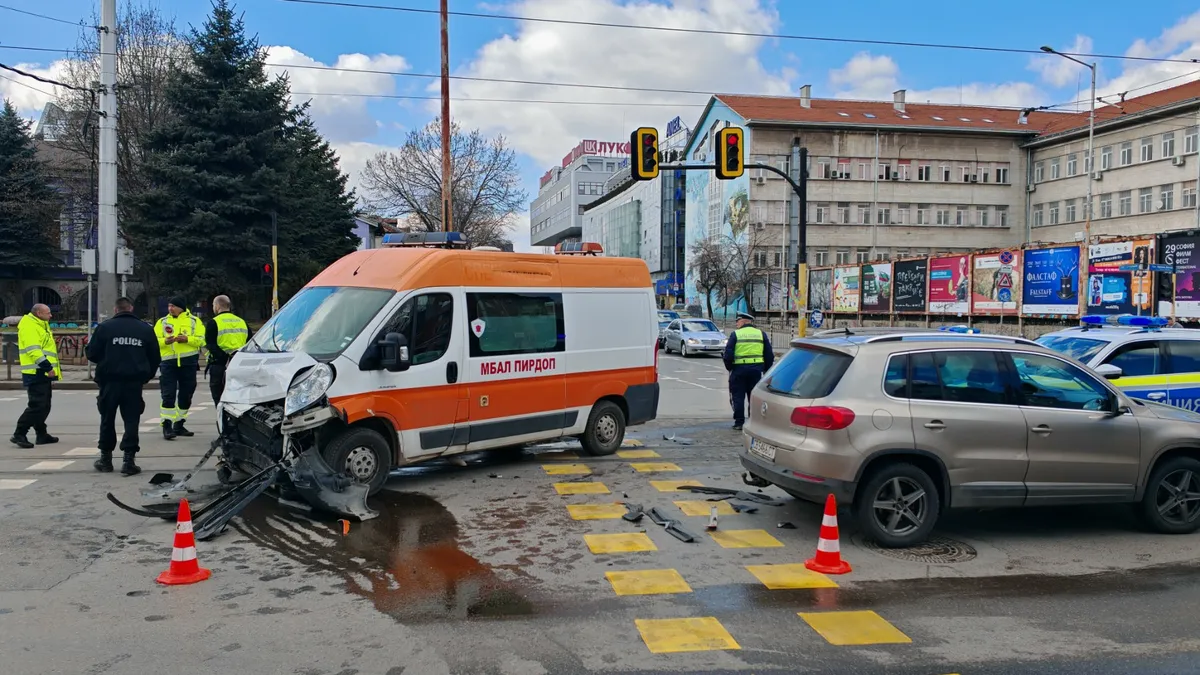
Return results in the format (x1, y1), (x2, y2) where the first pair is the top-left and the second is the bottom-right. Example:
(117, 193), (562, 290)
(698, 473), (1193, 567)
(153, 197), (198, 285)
(204, 309), (249, 404)
(85, 310), (161, 475)
(723, 312), (774, 430)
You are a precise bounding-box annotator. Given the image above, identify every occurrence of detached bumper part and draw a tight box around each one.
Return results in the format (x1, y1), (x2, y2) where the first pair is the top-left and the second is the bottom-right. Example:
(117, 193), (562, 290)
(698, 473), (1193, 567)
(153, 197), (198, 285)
(288, 446), (378, 522)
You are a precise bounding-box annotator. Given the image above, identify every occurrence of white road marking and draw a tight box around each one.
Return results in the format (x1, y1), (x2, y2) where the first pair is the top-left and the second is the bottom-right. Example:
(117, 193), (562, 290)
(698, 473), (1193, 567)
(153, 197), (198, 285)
(189, 406), (208, 412)
(63, 447), (98, 456)
(0, 397), (20, 402)
(0, 479), (37, 490)
(698, 377), (718, 381)
(27, 460), (75, 471)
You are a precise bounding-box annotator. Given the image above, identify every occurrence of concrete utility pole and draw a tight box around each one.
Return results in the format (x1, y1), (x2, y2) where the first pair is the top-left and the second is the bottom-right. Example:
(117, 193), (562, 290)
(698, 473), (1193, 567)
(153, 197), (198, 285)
(97, 0), (119, 320)
(439, 0), (453, 233)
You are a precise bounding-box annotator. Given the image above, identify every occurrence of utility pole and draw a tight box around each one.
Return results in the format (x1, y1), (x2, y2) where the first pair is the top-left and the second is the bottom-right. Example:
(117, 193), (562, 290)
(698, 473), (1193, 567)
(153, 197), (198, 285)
(97, 0), (118, 321)
(271, 211), (279, 314)
(439, 0), (453, 233)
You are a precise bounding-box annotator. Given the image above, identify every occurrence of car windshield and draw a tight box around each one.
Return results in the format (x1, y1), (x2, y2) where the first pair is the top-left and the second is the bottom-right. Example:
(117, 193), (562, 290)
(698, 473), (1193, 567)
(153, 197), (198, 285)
(681, 320), (719, 333)
(245, 286), (395, 358)
(658, 320), (671, 329)
(1035, 335), (1108, 363)
(658, 310), (679, 320)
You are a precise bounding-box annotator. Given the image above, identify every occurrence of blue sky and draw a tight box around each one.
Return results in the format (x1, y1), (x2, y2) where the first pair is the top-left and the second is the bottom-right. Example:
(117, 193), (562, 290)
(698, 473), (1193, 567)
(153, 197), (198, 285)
(3, 0), (1200, 250)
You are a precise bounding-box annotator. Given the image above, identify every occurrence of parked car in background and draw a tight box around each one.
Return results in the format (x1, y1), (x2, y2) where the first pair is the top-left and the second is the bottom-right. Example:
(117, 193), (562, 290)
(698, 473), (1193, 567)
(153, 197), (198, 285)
(662, 318), (727, 357)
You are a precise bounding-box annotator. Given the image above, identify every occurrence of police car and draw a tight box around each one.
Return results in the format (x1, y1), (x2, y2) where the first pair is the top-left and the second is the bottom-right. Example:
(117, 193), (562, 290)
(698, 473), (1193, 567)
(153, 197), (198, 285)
(1035, 315), (1200, 412)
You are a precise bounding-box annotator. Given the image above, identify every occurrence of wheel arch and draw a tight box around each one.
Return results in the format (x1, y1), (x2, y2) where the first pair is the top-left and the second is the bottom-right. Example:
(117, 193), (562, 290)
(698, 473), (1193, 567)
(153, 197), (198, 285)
(317, 415), (401, 465)
(854, 449), (951, 508)
(1137, 444), (1200, 500)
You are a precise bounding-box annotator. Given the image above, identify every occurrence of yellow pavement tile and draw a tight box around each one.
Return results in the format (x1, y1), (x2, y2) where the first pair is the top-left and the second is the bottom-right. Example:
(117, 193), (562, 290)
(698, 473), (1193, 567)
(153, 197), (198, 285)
(630, 462), (682, 473)
(799, 610), (913, 646)
(554, 482), (610, 495)
(621, 439), (644, 447)
(708, 529), (784, 549)
(745, 564), (839, 590)
(542, 463), (591, 475)
(617, 449), (660, 459)
(584, 532), (657, 554)
(635, 617), (741, 654)
(566, 503), (628, 520)
(650, 479), (703, 492)
(673, 500), (736, 517)
(606, 569), (692, 596)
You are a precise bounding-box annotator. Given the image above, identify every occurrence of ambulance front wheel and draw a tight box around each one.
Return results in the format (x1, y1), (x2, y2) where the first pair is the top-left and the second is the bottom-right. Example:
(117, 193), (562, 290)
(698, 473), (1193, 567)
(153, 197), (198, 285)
(322, 427), (392, 496)
(581, 400), (625, 456)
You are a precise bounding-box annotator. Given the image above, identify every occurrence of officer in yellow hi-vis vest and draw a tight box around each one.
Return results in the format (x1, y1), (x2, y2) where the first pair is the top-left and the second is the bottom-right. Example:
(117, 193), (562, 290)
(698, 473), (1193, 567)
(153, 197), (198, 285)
(10, 303), (61, 449)
(722, 311), (774, 431)
(203, 294), (249, 404)
(154, 296), (205, 440)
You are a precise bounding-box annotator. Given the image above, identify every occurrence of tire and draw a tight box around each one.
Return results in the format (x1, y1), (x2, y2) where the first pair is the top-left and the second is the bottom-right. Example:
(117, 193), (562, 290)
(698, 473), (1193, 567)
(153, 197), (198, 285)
(580, 400), (626, 456)
(854, 462), (941, 548)
(680, 341), (689, 357)
(1138, 456), (1200, 535)
(321, 427), (392, 496)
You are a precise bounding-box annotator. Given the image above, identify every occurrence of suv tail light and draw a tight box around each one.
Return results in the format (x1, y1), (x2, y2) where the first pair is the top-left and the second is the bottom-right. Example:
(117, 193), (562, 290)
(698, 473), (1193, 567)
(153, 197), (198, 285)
(791, 406), (856, 430)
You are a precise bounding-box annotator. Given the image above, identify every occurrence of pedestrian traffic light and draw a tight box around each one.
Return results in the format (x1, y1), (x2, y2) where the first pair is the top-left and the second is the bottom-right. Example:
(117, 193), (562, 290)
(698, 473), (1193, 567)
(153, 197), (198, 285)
(630, 127), (659, 181)
(715, 127), (744, 180)
(261, 262), (272, 286)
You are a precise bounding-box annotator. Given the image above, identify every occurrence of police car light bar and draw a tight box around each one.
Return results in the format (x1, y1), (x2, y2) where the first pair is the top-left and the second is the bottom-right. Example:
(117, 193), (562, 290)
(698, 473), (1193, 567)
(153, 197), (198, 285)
(938, 325), (980, 334)
(381, 232), (469, 248)
(1080, 314), (1169, 329)
(554, 241), (604, 256)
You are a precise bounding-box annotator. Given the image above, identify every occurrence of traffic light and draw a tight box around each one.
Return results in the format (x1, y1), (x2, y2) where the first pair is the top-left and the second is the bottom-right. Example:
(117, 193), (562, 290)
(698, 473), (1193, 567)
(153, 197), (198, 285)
(261, 262), (273, 286)
(715, 127), (744, 180)
(630, 127), (659, 181)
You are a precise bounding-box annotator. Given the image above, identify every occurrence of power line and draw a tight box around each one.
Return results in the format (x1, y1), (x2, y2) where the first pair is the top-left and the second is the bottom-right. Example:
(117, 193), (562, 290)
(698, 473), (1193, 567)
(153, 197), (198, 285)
(280, 0), (1200, 66)
(0, 71), (54, 97)
(0, 3), (92, 28)
(0, 62), (90, 92)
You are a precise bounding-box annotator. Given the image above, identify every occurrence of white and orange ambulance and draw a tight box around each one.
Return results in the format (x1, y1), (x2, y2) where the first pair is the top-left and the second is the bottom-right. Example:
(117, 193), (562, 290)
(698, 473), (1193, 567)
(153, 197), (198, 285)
(216, 233), (660, 502)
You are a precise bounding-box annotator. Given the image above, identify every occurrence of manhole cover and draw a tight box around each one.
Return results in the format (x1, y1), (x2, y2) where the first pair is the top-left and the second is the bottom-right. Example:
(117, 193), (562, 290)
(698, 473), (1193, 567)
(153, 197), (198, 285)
(861, 535), (977, 563)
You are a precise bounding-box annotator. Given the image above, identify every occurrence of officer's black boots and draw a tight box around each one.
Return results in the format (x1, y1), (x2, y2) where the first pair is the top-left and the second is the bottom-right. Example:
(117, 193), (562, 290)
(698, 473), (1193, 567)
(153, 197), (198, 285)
(35, 433), (59, 445)
(120, 451), (140, 476)
(10, 434), (33, 449)
(173, 421), (194, 437)
(94, 451), (114, 473)
(162, 421), (176, 440)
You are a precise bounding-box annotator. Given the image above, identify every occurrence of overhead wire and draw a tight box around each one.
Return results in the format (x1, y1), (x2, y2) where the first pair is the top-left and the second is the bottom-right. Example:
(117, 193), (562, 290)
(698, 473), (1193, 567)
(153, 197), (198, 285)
(0, 71), (55, 97)
(0, 3), (94, 28)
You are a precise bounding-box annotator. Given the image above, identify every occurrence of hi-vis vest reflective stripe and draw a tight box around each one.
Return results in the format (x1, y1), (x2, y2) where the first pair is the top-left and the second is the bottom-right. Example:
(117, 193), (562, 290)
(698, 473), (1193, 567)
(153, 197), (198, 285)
(733, 326), (766, 365)
(155, 311), (204, 362)
(17, 313), (61, 379)
(213, 312), (249, 352)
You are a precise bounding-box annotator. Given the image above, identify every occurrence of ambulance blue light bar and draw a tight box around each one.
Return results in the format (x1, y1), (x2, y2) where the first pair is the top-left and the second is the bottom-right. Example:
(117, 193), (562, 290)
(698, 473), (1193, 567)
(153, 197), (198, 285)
(381, 232), (468, 248)
(1080, 314), (1169, 328)
(938, 325), (980, 334)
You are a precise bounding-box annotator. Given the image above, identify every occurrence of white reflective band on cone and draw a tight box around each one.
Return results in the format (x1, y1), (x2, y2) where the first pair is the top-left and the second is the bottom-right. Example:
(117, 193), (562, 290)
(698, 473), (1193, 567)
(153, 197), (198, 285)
(176, 520), (193, 534)
(171, 546), (197, 562)
(822, 514), (838, 527)
(817, 538), (840, 553)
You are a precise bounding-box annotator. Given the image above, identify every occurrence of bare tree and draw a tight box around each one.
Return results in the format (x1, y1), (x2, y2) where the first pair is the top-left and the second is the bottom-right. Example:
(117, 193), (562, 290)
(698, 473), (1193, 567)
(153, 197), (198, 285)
(722, 227), (773, 313)
(360, 118), (527, 248)
(688, 237), (732, 320)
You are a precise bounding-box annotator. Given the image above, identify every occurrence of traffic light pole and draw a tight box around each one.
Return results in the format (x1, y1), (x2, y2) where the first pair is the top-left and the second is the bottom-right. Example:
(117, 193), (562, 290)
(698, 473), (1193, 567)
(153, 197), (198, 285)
(271, 211), (279, 314)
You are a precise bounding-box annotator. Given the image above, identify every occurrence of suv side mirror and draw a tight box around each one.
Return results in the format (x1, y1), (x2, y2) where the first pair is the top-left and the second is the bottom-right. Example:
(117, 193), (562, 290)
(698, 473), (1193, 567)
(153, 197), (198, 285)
(379, 332), (410, 372)
(1094, 363), (1123, 379)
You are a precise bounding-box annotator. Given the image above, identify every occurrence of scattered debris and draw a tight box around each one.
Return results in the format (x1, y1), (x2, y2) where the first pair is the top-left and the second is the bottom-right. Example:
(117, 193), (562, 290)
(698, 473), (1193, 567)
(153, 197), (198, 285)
(644, 506), (698, 543)
(488, 473), (501, 478)
(622, 503), (645, 523)
(730, 503), (759, 514)
(661, 433), (695, 446)
(707, 506), (719, 531)
(338, 519), (350, 535)
(777, 521), (796, 529)
(678, 485), (784, 506)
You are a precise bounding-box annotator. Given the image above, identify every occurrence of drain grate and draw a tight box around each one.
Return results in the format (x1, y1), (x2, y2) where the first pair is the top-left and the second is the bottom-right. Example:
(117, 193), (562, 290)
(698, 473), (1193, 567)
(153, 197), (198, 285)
(861, 535), (977, 563)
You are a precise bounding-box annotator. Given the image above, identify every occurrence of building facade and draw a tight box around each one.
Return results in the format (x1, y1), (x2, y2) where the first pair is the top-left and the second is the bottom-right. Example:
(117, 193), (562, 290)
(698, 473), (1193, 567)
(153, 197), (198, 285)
(529, 140), (630, 247)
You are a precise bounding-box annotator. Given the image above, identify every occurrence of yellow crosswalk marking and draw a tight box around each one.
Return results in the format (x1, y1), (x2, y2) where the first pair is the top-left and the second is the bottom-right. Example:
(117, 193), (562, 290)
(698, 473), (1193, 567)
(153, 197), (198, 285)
(566, 503), (627, 520)
(542, 463), (591, 475)
(708, 529), (784, 549)
(617, 449), (660, 459)
(799, 610), (912, 646)
(606, 569), (691, 596)
(746, 564), (838, 589)
(630, 462), (681, 473)
(650, 479), (702, 492)
(635, 617), (740, 654)
(584, 532), (657, 554)
(553, 482), (609, 495)
(674, 500), (735, 516)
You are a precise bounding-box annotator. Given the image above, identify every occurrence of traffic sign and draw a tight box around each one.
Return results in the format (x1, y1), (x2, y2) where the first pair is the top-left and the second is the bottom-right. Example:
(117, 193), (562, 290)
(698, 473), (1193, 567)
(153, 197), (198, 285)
(1148, 264), (1176, 273)
(1119, 263), (1175, 273)
(809, 310), (824, 329)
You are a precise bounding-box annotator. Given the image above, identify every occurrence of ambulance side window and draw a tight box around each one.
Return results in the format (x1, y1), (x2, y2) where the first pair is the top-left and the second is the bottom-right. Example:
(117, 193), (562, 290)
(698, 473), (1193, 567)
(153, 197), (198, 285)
(466, 292), (565, 357)
(376, 293), (454, 366)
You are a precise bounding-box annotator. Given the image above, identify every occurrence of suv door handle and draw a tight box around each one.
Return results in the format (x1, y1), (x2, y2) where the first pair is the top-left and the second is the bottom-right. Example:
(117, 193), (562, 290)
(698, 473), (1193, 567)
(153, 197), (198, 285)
(1031, 424), (1053, 434)
(446, 362), (459, 384)
(923, 421), (946, 430)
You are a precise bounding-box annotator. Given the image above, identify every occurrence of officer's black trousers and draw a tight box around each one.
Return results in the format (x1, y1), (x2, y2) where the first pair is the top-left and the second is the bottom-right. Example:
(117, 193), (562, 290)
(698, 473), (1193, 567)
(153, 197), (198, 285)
(97, 381), (145, 453)
(159, 361), (198, 424)
(15, 379), (52, 436)
(208, 360), (227, 405)
(728, 365), (764, 426)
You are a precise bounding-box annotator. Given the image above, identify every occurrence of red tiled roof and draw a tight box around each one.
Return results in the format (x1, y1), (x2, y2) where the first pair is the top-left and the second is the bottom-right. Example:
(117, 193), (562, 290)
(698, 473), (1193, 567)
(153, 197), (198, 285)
(1036, 78), (1200, 137)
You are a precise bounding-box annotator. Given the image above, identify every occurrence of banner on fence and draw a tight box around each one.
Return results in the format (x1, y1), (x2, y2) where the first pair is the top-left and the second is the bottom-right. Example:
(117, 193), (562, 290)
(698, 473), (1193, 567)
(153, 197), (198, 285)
(860, 262), (893, 313)
(928, 255), (969, 314)
(1088, 238), (1155, 315)
(971, 250), (1021, 315)
(1161, 233), (1200, 318)
(832, 265), (860, 313)
(1022, 245), (1081, 316)
(808, 268), (833, 312)
(893, 259), (928, 312)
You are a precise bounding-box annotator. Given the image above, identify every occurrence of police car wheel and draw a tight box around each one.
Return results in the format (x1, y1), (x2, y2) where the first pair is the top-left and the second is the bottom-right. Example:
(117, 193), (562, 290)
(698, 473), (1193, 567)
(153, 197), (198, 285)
(322, 428), (392, 496)
(580, 401), (625, 456)
(1139, 456), (1200, 535)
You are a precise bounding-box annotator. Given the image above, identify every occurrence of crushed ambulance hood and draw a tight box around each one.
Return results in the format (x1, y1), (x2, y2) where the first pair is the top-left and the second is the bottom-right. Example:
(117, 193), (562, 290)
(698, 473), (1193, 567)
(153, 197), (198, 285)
(222, 351), (320, 405)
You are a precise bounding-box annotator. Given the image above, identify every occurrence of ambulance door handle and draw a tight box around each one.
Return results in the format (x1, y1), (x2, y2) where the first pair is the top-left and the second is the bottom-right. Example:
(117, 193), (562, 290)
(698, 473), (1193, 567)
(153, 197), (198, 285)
(446, 361), (458, 384)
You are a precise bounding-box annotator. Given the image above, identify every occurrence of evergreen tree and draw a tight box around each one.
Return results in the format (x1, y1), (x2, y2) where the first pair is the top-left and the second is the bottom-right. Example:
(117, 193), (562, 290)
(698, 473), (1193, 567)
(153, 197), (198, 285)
(0, 100), (62, 271)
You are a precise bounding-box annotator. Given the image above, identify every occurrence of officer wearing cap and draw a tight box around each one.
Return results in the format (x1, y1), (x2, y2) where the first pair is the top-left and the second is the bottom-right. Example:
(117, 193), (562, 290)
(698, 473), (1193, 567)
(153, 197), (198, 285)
(154, 296), (205, 440)
(723, 311), (774, 431)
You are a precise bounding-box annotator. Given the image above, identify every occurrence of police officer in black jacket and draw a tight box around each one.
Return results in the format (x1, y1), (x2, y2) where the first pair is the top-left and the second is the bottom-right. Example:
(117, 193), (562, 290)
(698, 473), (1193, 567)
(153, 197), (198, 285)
(85, 297), (161, 475)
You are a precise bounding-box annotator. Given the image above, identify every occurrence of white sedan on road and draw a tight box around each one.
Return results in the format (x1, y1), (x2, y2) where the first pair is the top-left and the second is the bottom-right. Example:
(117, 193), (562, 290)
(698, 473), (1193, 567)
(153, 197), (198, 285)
(661, 318), (727, 357)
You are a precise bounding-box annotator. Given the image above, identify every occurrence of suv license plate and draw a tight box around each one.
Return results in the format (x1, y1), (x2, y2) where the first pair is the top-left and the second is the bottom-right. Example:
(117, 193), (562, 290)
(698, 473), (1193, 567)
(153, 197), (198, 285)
(749, 439), (776, 461)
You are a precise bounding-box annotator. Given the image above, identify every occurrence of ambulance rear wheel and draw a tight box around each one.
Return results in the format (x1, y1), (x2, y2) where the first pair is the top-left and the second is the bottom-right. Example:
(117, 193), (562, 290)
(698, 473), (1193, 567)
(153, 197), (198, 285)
(581, 401), (625, 456)
(322, 428), (391, 496)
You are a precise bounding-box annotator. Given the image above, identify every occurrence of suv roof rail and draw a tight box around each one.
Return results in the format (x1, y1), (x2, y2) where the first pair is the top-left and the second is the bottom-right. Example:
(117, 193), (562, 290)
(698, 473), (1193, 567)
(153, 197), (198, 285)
(863, 332), (1041, 347)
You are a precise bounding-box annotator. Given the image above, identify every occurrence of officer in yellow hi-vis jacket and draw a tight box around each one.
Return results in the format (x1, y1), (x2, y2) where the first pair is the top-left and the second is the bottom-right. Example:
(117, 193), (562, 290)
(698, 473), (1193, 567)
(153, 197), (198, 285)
(722, 311), (774, 431)
(154, 296), (205, 440)
(10, 303), (61, 448)
(203, 294), (249, 404)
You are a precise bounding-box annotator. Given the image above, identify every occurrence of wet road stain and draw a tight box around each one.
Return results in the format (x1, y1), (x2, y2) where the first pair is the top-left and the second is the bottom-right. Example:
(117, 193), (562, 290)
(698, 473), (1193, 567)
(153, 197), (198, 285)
(234, 491), (535, 623)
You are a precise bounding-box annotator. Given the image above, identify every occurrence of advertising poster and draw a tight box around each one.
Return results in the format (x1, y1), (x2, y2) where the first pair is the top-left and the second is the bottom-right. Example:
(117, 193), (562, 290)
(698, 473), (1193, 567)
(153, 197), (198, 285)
(808, 268), (833, 313)
(1022, 245), (1081, 316)
(832, 265), (860, 313)
(971, 250), (1021, 315)
(893, 259), (928, 312)
(1088, 239), (1154, 315)
(1161, 233), (1200, 318)
(860, 262), (893, 313)
(928, 255), (970, 314)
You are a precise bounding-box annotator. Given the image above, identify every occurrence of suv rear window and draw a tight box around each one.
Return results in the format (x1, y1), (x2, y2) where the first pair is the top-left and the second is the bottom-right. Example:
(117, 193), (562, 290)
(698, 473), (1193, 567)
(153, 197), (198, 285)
(765, 346), (852, 398)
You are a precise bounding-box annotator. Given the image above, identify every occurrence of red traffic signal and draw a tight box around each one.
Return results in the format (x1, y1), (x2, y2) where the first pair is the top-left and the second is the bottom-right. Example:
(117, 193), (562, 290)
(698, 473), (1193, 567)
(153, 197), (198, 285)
(727, 135), (738, 145)
(643, 134), (656, 146)
(262, 263), (272, 274)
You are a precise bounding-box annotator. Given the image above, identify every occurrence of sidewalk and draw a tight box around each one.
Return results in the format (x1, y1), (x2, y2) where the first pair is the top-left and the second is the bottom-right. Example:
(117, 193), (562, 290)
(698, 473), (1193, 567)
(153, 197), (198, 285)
(0, 365), (162, 390)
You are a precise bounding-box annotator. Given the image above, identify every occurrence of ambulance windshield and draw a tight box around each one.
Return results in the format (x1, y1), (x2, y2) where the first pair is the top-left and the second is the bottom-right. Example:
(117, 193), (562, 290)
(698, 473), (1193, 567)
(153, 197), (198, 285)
(247, 286), (395, 358)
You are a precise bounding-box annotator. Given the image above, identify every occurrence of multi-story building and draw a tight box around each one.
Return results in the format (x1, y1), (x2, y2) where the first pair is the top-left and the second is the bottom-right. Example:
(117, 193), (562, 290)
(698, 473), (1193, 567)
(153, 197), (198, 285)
(1025, 80), (1200, 243)
(529, 139), (630, 247)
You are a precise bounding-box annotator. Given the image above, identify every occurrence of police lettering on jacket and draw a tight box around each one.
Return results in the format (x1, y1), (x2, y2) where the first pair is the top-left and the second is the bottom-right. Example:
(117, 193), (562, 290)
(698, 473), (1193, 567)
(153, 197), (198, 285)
(112, 336), (144, 347)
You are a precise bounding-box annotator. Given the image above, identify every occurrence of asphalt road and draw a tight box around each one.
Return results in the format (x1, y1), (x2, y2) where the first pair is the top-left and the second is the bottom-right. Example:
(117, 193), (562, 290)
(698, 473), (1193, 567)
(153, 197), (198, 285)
(2, 354), (1200, 674)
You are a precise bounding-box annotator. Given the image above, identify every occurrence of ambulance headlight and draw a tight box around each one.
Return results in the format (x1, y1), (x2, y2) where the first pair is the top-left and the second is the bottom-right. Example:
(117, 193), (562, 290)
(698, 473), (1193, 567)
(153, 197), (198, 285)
(285, 363), (334, 416)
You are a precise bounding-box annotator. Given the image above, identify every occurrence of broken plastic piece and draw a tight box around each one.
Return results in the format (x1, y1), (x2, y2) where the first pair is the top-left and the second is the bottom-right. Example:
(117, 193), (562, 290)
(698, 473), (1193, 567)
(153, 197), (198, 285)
(339, 519), (350, 535)
(777, 521), (796, 529)
(622, 503), (645, 523)
(730, 502), (759, 514)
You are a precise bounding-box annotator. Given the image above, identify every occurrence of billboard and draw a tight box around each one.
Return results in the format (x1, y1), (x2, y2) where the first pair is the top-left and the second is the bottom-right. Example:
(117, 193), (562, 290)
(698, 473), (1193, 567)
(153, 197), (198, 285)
(893, 259), (928, 312)
(1022, 245), (1081, 316)
(860, 262), (893, 313)
(1088, 239), (1154, 315)
(971, 250), (1021, 315)
(928, 255), (970, 314)
(1161, 233), (1200, 318)
(832, 265), (860, 313)
(808, 268), (833, 312)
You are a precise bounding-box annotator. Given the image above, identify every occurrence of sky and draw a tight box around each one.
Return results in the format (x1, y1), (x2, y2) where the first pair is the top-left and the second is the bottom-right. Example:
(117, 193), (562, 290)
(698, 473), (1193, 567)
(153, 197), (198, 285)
(2, 0), (1200, 252)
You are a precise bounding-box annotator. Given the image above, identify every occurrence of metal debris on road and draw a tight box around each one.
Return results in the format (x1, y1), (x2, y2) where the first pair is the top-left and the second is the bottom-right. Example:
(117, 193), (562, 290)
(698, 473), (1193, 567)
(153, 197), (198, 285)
(777, 522), (796, 529)
(677, 485), (785, 506)
(643, 506), (698, 543)
(730, 503), (759, 514)
(661, 433), (695, 445)
(622, 503), (645, 522)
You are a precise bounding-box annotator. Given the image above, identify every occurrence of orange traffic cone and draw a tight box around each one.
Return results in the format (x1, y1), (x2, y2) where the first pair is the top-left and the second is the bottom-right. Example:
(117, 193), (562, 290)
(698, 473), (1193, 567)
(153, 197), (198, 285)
(156, 499), (212, 585)
(805, 493), (852, 575)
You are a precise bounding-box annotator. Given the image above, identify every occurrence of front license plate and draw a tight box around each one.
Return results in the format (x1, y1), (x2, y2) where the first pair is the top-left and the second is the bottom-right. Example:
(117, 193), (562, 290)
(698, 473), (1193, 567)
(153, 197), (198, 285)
(749, 438), (777, 461)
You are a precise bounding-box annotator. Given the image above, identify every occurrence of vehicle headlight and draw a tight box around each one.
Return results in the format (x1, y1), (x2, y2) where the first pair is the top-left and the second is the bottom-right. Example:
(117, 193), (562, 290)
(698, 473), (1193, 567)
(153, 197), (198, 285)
(285, 363), (334, 416)
(687, 338), (699, 344)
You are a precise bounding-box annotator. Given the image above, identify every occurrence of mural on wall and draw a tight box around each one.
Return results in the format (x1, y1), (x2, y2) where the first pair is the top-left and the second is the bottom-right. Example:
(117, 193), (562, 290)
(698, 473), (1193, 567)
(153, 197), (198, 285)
(971, 250), (1021, 315)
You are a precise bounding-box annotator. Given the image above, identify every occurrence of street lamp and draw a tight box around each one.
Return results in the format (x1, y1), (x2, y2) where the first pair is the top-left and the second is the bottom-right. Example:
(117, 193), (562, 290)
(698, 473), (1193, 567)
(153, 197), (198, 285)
(1041, 45), (1096, 317)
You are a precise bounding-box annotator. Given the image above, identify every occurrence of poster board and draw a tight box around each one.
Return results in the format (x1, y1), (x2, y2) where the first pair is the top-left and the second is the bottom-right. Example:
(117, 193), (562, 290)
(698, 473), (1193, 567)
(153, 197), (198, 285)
(1087, 238), (1154, 315)
(971, 249), (1021, 315)
(832, 265), (860, 313)
(807, 268), (833, 313)
(893, 259), (928, 313)
(1022, 245), (1081, 316)
(1161, 234), (1200, 318)
(928, 254), (970, 314)
(860, 262), (893, 313)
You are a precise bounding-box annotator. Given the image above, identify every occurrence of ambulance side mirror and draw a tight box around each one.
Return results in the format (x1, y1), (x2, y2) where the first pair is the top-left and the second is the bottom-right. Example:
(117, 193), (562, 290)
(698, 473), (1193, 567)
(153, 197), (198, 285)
(379, 332), (411, 373)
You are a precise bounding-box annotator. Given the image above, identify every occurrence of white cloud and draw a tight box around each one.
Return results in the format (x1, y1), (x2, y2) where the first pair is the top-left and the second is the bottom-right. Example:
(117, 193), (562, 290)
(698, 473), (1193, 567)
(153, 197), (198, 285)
(1029, 35), (1095, 88)
(0, 60), (71, 119)
(265, 47), (410, 143)
(440, 0), (794, 167)
(331, 140), (401, 202)
(829, 51), (1044, 107)
(1092, 10), (1200, 103)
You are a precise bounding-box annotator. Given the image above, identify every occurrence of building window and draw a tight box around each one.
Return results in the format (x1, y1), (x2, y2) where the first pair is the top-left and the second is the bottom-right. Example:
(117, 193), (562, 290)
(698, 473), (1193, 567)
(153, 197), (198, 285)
(754, 251), (768, 268)
(997, 206), (1009, 227)
(996, 167), (1009, 184)
(877, 208), (891, 224)
(899, 164), (911, 180)
(961, 166), (972, 182)
(879, 163), (892, 179)
(1163, 132), (1176, 159)
(1161, 185), (1174, 210)
(1067, 154), (1077, 176)
(1187, 126), (1198, 154)
(1065, 199), (1076, 222)
(1050, 158), (1061, 179)
(814, 204), (827, 223)
(1118, 190), (1132, 216)
(1119, 142), (1133, 166)
(1099, 193), (1113, 218)
(858, 205), (871, 224)
(771, 202), (786, 223)
(858, 162), (870, 180)
(838, 203), (851, 223)
(837, 161), (850, 177)
(773, 251), (783, 267)
(977, 207), (989, 227)
(980, 168), (990, 183)
(1182, 184), (1197, 208)
(856, 250), (871, 264)
(896, 205), (909, 224)
(955, 207), (966, 225)
(941, 165), (951, 182)
(1101, 146), (1113, 170)
(605, 162), (615, 172)
(1033, 204), (1044, 227)
(836, 250), (851, 265)
(1034, 161), (1044, 182)
(936, 209), (951, 225)
(817, 159), (831, 178)
(1141, 138), (1154, 163)
(814, 250), (828, 266)
(917, 204), (930, 225)
(1140, 187), (1153, 213)
(1049, 202), (1060, 225)
(918, 165), (932, 181)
